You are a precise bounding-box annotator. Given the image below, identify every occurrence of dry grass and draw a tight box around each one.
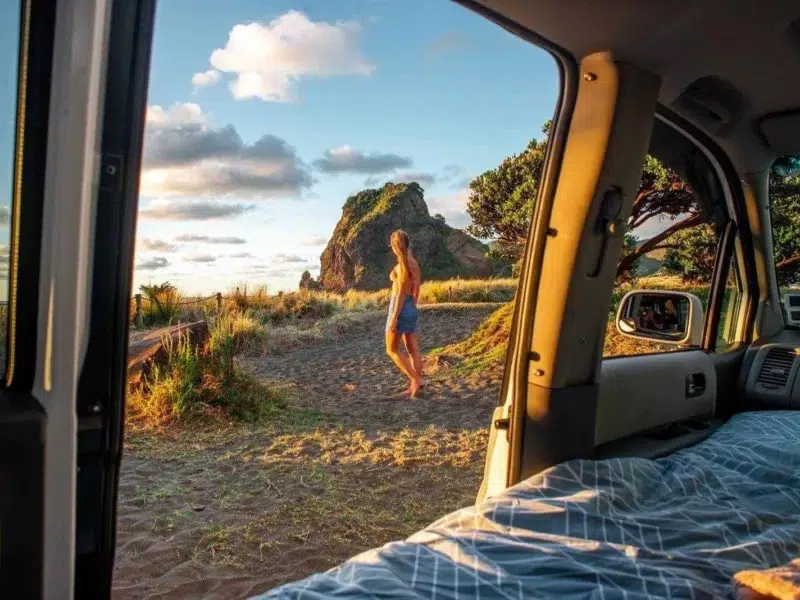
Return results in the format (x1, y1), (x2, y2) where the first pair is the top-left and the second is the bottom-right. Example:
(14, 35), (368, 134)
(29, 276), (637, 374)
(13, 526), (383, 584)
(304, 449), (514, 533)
(118, 422), (488, 586)
(138, 278), (518, 328)
(428, 301), (514, 377)
(126, 315), (289, 431)
(256, 311), (381, 356)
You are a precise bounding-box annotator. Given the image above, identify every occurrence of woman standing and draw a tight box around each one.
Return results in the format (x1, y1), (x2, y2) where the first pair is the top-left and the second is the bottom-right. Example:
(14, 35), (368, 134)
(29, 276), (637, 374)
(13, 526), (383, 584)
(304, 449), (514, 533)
(386, 230), (423, 397)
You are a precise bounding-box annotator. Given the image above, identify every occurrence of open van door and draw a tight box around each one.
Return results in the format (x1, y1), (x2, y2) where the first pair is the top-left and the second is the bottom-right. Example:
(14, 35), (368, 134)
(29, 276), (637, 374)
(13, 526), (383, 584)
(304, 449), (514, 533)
(0, 0), (155, 597)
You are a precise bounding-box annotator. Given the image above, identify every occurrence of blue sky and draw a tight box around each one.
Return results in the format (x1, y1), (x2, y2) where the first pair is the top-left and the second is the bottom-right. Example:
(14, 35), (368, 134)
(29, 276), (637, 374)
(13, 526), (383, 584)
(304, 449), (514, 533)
(1, 0), (560, 297)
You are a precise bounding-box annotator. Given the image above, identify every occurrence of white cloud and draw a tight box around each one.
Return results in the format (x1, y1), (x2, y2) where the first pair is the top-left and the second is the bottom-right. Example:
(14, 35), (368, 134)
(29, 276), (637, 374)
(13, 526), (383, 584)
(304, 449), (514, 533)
(394, 172), (437, 187)
(137, 257), (170, 271)
(196, 11), (374, 102)
(141, 102), (312, 199)
(427, 189), (471, 229)
(272, 253), (306, 263)
(301, 236), (327, 246)
(175, 234), (247, 244)
(139, 238), (178, 252)
(185, 254), (217, 263)
(145, 102), (206, 126)
(314, 145), (411, 175)
(230, 252), (255, 259)
(139, 199), (255, 221)
(441, 164), (472, 189)
(192, 69), (221, 88)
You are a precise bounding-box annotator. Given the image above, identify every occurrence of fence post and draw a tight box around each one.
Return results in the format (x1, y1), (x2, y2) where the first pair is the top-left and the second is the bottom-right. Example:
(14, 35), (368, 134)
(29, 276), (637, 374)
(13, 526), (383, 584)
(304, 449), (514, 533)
(448, 286), (453, 301)
(216, 292), (222, 313)
(134, 294), (143, 328)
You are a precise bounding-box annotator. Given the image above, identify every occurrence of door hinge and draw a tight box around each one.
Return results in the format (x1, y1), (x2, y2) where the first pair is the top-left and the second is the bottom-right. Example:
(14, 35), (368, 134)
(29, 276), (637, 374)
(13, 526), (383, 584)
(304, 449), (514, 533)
(494, 417), (510, 430)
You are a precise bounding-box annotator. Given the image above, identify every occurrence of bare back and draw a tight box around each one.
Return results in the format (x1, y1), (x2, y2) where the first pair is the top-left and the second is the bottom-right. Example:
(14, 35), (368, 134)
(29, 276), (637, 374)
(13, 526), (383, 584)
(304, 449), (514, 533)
(390, 257), (421, 302)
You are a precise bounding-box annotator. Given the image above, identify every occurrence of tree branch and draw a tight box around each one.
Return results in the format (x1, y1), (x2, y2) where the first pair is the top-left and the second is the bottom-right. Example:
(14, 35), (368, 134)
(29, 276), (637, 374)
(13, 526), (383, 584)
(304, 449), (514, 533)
(776, 254), (800, 272)
(616, 212), (705, 278)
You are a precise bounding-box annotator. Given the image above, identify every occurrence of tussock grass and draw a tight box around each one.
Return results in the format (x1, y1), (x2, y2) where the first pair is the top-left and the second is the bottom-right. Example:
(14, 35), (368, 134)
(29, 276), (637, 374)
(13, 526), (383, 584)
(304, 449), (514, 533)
(142, 278), (518, 327)
(126, 314), (289, 431)
(137, 283), (184, 327)
(428, 302), (514, 377)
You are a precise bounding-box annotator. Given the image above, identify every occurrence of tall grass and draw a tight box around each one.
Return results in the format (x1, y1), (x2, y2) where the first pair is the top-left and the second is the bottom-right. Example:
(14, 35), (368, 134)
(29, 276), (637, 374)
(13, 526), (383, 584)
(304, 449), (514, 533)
(139, 283), (183, 327)
(127, 312), (286, 430)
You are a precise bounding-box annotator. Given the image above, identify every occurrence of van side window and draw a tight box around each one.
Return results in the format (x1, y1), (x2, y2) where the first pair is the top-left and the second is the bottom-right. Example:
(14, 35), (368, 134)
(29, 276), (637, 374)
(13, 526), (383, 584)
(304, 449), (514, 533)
(604, 121), (733, 358)
(0, 1), (23, 374)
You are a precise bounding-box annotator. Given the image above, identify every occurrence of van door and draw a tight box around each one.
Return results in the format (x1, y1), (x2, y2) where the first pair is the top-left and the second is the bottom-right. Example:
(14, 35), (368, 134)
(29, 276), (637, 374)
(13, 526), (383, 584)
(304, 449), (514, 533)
(0, 0), (156, 597)
(479, 47), (663, 498)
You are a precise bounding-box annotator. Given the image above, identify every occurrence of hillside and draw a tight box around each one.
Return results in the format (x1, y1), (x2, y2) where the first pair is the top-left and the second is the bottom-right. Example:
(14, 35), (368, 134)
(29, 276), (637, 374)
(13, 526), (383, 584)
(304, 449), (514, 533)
(305, 182), (497, 292)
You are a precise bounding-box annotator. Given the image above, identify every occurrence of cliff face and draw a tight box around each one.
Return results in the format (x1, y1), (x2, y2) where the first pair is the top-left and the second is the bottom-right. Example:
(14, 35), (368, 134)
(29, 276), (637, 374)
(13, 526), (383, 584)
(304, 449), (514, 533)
(310, 182), (494, 292)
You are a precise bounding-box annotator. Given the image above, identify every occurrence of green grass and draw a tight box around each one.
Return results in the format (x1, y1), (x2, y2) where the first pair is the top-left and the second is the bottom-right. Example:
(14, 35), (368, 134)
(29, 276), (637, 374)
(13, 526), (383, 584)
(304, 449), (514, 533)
(428, 301), (514, 377)
(127, 313), (291, 430)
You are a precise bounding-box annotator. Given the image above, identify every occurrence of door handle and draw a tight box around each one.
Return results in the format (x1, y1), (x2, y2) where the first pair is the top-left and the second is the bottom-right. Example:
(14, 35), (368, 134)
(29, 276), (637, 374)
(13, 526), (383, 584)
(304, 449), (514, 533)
(686, 372), (706, 398)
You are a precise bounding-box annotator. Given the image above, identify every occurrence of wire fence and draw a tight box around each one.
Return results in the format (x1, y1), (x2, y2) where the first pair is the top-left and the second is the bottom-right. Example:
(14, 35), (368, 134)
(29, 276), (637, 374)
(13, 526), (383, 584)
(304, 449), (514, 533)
(131, 289), (290, 327)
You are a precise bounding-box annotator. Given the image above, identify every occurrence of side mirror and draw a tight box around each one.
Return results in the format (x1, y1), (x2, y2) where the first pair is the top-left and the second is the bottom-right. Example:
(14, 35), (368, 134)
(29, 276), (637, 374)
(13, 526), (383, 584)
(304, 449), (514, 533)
(616, 290), (704, 347)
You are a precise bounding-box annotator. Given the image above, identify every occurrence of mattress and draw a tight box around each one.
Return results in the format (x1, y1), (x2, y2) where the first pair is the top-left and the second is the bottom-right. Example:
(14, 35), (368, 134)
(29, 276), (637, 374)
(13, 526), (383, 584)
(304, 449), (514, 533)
(256, 411), (800, 599)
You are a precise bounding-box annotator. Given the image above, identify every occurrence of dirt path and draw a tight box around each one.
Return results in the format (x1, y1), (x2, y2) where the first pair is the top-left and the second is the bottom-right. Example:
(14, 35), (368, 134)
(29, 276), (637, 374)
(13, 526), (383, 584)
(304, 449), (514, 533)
(113, 304), (503, 599)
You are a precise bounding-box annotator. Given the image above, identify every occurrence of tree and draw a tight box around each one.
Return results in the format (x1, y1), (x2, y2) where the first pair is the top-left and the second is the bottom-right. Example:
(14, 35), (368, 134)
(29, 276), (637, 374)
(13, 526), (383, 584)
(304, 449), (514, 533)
(298, 270), (321, 291)
(661, 158), (800, 287)
(769, 158), (800, 288)
(614, 155), (703, 278)
(466, 125), (548, 260)
(465, 124), (704, 280)
(663, 223), (718, 281)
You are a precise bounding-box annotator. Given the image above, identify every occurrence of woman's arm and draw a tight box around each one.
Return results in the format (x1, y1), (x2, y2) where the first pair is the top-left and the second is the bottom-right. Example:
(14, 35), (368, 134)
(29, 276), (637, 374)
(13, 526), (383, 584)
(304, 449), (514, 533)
(389, 269), (410, 329)
(412, 261), (421, 304)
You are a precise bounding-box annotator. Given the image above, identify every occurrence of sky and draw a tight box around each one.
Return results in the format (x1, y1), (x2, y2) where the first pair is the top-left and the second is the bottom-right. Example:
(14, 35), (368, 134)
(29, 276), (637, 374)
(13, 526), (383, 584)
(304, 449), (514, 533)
(0, 0), (561, 298)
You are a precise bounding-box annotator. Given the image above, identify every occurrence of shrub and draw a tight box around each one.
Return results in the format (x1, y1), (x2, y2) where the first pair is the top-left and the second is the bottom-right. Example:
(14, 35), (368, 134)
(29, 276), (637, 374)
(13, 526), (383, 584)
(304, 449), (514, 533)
(127, 314), (284, 430)
(139, 282), (182, 327)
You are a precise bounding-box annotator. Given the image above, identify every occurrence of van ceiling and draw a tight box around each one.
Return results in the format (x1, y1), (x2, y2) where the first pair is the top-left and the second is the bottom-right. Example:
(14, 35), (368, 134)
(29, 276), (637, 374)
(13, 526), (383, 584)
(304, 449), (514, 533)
(469, 0), (800, 172)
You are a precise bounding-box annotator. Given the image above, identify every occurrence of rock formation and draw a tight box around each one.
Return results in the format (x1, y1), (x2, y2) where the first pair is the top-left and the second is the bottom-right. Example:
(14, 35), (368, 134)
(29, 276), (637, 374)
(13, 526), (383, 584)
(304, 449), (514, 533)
(306, 182), (496, 292)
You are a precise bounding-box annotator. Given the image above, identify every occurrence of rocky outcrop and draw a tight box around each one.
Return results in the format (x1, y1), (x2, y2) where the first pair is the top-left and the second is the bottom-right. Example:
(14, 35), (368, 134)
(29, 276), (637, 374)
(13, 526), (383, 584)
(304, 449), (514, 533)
(307, 182), (496, 292)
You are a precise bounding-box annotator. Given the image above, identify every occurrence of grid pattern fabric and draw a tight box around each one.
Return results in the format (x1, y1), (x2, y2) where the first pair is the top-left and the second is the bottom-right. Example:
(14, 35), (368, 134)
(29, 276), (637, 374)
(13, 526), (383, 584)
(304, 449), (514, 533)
(256, 411), (800, 600)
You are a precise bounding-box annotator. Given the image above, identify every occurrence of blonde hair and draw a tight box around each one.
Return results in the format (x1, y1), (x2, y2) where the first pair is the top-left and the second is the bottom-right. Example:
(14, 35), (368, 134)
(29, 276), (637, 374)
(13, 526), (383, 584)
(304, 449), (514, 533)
(391, 230), (411, 282)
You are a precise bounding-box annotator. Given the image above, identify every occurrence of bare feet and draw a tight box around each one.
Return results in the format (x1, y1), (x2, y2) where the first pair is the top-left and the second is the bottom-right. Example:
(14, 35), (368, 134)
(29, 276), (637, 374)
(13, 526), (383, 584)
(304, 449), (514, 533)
(401, 381), (425, 397)
(409, 379), (422, 398)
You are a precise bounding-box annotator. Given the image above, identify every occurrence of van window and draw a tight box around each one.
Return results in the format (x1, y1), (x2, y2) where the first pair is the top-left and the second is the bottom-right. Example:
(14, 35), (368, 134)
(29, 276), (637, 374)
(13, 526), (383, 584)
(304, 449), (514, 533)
(604, 120), (732, 357)
(770, 154), (800, 324)
(0, 1), (23, 373)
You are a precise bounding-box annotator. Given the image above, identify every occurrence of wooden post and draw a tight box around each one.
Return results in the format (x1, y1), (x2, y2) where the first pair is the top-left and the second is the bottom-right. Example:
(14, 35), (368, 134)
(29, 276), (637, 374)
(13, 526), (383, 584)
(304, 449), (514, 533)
(448, 286), (453, 301)
(134, 294), (143, 328)
(216, 292), (223, 313)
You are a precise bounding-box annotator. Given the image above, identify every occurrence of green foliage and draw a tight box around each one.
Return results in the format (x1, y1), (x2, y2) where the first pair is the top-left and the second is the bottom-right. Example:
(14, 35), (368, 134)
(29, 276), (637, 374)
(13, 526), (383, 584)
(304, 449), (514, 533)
(466, 124), (548, 249)
(663, 222), (719, 282)
(433, 302), (515, 375)
(139, 282), (182, 326)
(618, 232), (640, 281)
(657, 157), (800, 288)
(344, 182), (425, 243)
(128, 312), (285, 428)
(464, 121), (704, 280)
(770, 159), (800, 288)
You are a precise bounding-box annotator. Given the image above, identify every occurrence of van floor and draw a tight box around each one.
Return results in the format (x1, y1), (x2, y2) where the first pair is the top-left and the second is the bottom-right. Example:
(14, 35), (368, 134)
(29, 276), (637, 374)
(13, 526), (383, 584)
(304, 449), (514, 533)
(112, 303), (502, 599)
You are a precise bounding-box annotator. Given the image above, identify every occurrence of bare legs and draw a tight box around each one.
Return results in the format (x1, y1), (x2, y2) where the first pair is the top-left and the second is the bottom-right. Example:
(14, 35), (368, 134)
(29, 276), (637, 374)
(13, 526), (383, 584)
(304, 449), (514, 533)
(403, 333), (423, 396)
(385, 330), (423, 396)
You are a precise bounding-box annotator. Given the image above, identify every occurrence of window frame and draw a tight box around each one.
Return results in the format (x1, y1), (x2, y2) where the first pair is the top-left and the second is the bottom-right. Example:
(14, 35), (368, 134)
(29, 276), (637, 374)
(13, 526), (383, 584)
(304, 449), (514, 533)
(602, 109), (757, 361)
(2, 0), (53, 390)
